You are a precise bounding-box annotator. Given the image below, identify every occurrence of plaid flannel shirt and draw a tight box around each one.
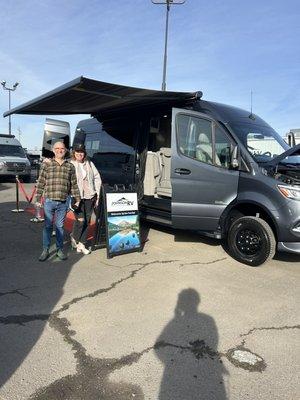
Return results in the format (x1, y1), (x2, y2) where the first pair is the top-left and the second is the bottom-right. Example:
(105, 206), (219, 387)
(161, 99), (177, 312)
(36, 159), (81, 203)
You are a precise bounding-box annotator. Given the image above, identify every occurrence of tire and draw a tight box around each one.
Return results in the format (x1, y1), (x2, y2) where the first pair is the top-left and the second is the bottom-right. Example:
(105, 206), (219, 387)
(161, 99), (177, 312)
(228, 216), (276, 266)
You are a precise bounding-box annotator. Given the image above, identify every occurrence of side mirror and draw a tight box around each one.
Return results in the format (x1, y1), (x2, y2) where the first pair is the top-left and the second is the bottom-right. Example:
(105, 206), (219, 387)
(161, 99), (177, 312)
(231, 145), (239, 169)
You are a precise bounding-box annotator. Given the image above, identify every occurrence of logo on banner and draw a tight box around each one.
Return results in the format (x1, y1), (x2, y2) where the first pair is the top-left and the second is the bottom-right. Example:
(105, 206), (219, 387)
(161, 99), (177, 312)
(111, 197), (134, 207)
(107, 192), (138, 212)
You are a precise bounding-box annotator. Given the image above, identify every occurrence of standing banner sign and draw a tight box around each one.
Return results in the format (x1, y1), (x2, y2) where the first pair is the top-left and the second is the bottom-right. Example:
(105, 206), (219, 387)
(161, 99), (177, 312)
(93, 185), (142, 258)
(105, 191), (141, 258)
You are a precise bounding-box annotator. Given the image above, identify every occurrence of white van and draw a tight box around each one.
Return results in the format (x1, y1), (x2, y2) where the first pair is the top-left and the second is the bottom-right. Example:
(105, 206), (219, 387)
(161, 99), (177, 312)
(0, 134), (31, 181)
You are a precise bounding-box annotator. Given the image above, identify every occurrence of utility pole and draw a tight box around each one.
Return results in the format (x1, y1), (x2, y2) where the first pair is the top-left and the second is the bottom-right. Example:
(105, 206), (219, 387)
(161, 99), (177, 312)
(1, 80), (19, 135)
(151, 0), (186, 91)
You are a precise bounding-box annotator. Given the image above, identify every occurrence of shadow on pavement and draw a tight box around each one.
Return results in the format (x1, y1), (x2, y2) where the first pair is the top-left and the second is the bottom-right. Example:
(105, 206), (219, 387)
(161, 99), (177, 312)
(175, 230), (220, 246)
(0, 182), (12, 192)
(155, 288), (228, 400)
(141, 220), (221, 247)
(139, 221), (151, 251)
(273, 252), (300, 263)
(0, 199), (83, 389)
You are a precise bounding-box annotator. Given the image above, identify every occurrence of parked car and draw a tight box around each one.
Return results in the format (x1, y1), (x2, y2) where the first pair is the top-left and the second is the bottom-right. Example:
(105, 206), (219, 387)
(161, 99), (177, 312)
(26, 153), (41, 168)
(0, 134), (31, 182)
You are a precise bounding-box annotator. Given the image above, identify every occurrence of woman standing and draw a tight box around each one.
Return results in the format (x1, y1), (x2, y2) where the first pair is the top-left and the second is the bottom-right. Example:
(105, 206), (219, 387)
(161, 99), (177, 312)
(70, 144), (101, 254)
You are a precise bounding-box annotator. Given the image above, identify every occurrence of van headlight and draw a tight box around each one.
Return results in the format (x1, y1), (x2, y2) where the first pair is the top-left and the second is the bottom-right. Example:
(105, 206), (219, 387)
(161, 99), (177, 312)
(278, 184), (300, 201)
(0, 161), (6, 170)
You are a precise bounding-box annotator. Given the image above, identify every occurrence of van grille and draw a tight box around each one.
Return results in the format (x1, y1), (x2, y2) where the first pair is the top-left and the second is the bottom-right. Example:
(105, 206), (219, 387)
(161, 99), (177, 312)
(6, 162), (27, 172)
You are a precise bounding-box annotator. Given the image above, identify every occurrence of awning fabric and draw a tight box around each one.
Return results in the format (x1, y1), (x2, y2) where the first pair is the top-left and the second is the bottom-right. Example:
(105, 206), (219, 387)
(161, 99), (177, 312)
(3, 76), (200, 117)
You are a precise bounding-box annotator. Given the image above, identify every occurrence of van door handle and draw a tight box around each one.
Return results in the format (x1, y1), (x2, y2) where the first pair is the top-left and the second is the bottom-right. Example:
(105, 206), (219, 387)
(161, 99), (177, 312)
(174, 168), (191, 175)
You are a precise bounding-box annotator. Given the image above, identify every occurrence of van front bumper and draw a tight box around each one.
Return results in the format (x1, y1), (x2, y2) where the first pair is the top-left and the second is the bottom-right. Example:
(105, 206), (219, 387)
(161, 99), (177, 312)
(0, 162), (31, 177)
(277, 242), (300, 254)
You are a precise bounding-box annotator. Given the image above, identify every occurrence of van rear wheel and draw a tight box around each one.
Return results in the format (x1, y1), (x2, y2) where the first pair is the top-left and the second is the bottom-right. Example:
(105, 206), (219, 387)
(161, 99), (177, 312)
(228, 216), (276, 266)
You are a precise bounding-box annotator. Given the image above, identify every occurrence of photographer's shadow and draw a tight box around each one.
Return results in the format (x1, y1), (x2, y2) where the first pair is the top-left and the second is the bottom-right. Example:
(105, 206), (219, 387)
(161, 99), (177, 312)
(155, 289), (228, 400)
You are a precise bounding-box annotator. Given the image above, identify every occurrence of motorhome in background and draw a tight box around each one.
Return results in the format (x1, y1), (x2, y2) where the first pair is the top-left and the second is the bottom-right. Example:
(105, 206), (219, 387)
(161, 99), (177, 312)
(42, 118), (70, 158)
(73, 117), (135, 185)
(0, 134), (31, 181)
(42, 117), (135, 184)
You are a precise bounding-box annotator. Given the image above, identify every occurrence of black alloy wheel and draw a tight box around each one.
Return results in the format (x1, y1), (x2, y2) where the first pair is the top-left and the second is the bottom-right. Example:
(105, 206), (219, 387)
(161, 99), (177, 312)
(228, 216), (276, 266)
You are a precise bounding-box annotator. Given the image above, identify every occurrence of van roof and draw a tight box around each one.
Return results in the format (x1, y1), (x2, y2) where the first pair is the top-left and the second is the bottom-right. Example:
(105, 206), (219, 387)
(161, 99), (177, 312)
(0, 136), (21, 145)
(3, 76), (200, 117)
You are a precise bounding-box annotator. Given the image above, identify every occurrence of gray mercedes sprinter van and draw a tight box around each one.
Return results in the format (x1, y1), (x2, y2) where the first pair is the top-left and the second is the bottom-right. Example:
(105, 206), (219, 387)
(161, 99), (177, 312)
(73, 101), (300, 266)
(4, 77), (300, 266)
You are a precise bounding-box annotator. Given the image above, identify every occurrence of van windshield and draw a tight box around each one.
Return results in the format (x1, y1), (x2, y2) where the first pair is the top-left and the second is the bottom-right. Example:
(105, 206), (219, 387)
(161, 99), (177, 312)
(230, 122), (289, 163)
(0, 145), (27, 158)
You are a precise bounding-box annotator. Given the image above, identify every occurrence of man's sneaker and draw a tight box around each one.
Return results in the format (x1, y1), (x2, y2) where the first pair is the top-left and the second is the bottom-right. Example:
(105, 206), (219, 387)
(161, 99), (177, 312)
(39, 248), (49, 262)
(56, 249), (67, 260)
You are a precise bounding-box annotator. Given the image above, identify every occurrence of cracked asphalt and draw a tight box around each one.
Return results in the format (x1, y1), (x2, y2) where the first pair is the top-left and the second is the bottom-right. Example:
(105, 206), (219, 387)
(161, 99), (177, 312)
(0, 180), (299, 400)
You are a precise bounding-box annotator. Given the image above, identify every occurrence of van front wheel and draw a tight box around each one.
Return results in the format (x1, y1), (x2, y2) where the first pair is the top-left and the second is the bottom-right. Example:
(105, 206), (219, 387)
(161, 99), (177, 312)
(228, 216), (276, 266)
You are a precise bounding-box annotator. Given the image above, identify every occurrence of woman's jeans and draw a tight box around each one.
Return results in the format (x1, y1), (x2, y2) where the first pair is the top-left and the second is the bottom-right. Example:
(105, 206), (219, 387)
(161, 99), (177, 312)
(72, 198), (95, 245)
(43, 199), (68, 250)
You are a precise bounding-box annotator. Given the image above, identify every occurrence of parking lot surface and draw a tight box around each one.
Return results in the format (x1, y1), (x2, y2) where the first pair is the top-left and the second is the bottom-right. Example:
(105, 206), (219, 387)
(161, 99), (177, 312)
(0, 180), (299, 400)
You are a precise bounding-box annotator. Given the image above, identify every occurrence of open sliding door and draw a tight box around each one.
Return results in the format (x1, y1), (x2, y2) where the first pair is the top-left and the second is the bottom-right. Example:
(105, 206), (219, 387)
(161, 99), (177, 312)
(171, 108), (239, 232)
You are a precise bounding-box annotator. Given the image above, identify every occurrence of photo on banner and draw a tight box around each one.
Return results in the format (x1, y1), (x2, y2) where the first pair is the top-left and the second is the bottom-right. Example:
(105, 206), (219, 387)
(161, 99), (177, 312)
(106, 192), (141, 257)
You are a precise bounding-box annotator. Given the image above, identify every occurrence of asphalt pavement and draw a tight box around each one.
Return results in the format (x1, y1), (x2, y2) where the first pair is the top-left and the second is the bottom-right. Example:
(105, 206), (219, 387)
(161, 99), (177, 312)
(0, 179), (299, 400)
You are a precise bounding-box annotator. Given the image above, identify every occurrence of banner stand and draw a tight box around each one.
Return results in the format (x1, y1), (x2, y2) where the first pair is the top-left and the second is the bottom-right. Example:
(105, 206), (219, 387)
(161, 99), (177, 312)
(11, 175), (24, 213)
(92, 186), (107, 251)
(92, 184), (142, 258)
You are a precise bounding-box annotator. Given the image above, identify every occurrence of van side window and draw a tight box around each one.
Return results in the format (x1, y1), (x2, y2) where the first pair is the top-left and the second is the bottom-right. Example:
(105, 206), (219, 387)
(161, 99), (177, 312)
(176, 114), (213, 164)
(215, 126), (232, 168)
(176, 114), (234, 168)
(85, 140), (92, 150)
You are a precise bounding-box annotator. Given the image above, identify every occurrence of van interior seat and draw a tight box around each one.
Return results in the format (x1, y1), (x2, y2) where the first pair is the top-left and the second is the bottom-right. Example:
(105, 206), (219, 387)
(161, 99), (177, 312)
(143, 151), (161, 196)
(156, 147), (172, 197)
(196, 133), (221, 165)
(219, 147), (230, 167)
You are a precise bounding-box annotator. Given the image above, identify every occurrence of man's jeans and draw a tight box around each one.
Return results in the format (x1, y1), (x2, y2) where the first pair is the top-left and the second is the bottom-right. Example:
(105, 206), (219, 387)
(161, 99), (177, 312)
(43, 199), (68, 250)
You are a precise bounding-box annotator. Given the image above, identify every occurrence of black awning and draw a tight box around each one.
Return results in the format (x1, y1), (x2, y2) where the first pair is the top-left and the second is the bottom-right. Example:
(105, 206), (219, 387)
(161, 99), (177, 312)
(3, 76), (200, 117)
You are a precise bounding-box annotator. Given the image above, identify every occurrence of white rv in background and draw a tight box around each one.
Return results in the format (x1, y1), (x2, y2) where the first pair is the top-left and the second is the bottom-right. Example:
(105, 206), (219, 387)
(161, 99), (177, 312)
(0, 134), (31, 181)
(42, 118), (71, 158)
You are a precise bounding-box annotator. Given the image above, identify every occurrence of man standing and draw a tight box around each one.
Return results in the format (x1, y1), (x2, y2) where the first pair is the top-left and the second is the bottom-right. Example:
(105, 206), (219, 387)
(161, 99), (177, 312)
(35, 141), (81, 261)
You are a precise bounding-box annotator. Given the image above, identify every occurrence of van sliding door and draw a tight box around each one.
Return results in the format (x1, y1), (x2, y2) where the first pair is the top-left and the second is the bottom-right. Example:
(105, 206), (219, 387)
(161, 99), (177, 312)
(171, 108), (239, 232)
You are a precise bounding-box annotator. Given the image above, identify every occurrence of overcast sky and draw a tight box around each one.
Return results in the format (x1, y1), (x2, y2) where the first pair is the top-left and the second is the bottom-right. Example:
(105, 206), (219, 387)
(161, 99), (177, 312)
(0, 0), (299, 150)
